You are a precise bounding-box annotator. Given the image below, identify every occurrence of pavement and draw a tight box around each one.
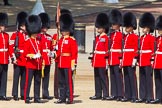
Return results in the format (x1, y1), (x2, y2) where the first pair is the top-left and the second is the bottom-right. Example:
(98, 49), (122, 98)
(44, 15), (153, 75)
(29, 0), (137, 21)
(1, 0), (162, 108)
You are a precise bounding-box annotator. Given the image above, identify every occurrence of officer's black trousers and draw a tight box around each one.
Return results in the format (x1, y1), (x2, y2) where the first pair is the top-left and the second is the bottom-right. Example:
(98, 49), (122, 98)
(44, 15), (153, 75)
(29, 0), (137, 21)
(58, 68), (73, 102)
(110, 65), (124, 97)
(154, 69), (162, 100)
(42, 65), (51, 97)
(94, 67), (109, 97)
(24, 68), (41, 100)
(12, 65), (26, 97)
(139, 66), (153, 100)
(54, 63), (59, 98)
(123, 66), (138, 99)
(0, 64), (8, 97)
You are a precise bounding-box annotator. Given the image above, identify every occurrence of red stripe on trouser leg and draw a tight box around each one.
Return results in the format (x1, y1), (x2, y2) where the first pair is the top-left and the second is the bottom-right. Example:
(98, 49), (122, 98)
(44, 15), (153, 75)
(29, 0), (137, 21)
(24, 68), (29, 101)
(68, 69), (73, 102)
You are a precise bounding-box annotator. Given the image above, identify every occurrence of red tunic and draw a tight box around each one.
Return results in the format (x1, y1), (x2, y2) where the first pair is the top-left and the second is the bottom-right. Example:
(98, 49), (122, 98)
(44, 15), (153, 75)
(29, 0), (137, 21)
(108, 31), (122, 65)
(0, 32), (9, 64)
(24, 38), (42, 70)
(153, 36), (162, 69)
(56, 36), (78, 68)
(122, 33), (138, 66)
(139, 34), (155, 66)
(92, 34), (108, 67)
(37, 33), (53, 65)
(9, 31), (28, 66)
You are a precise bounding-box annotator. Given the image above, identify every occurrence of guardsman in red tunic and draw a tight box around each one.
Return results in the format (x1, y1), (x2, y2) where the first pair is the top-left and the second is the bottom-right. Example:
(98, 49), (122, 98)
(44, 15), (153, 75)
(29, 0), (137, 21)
(38, 12), (53, 100)
(9, 11), (28, 101)
(151, 15), (162, 104)
(54, 13), (78, 104)
(24, 15), (44, 104)
(136, 12), (155, 104)
(0, 13), (11, 101)
(53, 9), (72, 99)
(89, 13), (109, 100)
(120, 12), (138, 102)
(107, 9), (124, 101)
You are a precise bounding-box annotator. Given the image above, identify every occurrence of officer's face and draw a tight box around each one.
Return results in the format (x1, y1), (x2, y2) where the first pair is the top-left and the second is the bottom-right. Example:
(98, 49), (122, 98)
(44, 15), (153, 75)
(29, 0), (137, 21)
(125, 27), (133, 33)
(20, 25), (26, 32)
(61, 31), (70, 36)
(97, 28), (105, 34)
(0, 26), (5, 32)
(112, 24), (120, 30)
(158, 30), (162, 35)
(41, 28), (48, 33)
(142, 27), (150, 34)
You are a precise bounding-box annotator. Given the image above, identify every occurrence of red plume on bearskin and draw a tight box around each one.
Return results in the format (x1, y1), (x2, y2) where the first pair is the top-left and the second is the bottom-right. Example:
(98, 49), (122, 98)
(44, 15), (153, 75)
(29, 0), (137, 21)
(123, 12), (137, 30)
(139, 12), (155, 33)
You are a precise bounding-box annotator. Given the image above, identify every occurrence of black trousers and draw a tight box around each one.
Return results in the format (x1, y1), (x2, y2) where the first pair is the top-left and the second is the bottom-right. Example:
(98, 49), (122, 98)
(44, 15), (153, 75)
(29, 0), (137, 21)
(3, 0), (9, 4)
(110, 65), (124, 97)
(139, 66), (153, 100)
(12, 65), (26, 97)
(154, 69), (162, 100)
(0, 64), (8, 97)
(123, 66), (138, 99)
(42, 65), (51, 97)
(54, 63), (59, 98)
(24, 68), (41, 100)
(58, 68), (73, 102)
(94, 67), (109, 97)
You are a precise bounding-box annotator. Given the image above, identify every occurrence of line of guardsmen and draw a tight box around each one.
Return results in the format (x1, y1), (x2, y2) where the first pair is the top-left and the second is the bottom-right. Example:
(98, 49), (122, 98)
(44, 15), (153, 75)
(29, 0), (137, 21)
(1, 7), (162, 105)
(89, 8), (162, 104)
(0, 8), (78, 104)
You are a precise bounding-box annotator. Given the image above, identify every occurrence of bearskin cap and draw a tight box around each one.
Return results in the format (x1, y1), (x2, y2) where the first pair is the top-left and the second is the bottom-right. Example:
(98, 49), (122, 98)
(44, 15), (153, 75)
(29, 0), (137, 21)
(139, 12), (155, 33)
(25, 15), (42, 36)
(0, 13), (8, 26)
(60, 13), (74, 34)
(109, 9), (122, 25)
(123, 12), (137, 30)
(39, 12), (50, 29)
(16, 11), (28, 29)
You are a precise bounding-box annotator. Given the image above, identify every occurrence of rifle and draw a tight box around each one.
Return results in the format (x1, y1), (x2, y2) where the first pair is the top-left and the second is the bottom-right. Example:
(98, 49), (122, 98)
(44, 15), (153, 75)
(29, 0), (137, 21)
(14, 31), (20, 58)
(88, 27), (96, 60)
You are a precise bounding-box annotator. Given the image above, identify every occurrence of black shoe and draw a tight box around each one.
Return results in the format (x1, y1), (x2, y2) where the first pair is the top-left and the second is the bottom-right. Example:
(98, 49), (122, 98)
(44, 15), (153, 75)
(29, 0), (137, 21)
(116, 96), (123, 101)
(43, 96), (53, 100)
(25, 99), (31, 104)
(66, 99), (73, 104)
(21, 96), (32, 100)
(121, 98), (130, 102)
(13, 96), (19, 101)
(0, 96), (11, 101)
(135, 99), (146, 103)
(4, 3), (12, 6)
(89, 96), (102, 100)
(145, 99), (152, 104)
(34, 99), (45, 103)
(106, 96), (117, 100)
(54, 99), (66, 104)
(150, 99), (161, 104)
(131, 98), (138, 103)
(102, 96), (109, 100)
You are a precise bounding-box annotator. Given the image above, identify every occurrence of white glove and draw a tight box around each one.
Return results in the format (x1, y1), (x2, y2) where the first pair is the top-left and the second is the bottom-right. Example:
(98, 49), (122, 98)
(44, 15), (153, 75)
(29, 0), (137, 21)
(55, 45), (58, 50)
(33, 53), (41, 59)
(132, 59), (137, 67)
